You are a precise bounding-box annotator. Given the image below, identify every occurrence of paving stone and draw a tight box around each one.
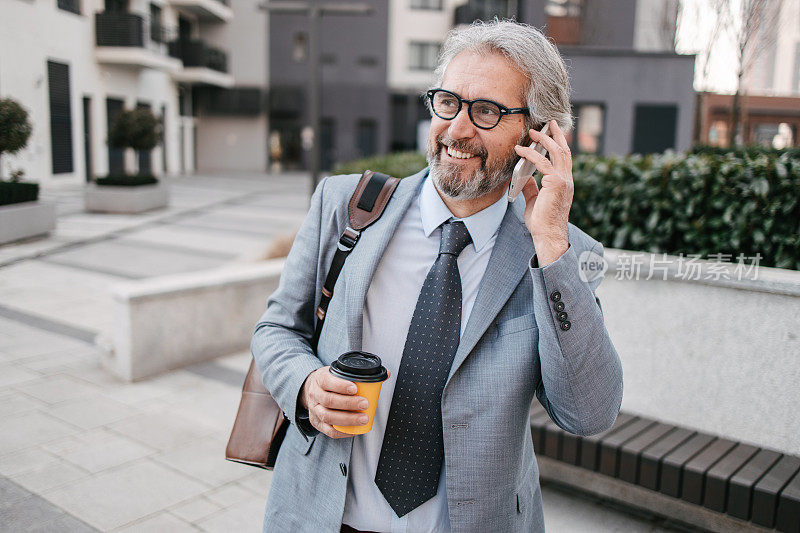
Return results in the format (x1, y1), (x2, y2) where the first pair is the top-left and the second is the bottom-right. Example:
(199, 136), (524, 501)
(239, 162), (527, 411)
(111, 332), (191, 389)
(151, 438), (249, 487)
(108, 410), (217, 451)
(203, 484), (254, 508)
(0, 411), (79, 454)
(14, 374), (103, 405)
(43, 460), (208, 531)
(0, 363), (41, 387)
(194, 496), (266, 533)
(115, 511), (200, 532)
(0, 448), (59, 477)
(48, 395), (138, 429)
(58, 430), (155, 473)
(235, 470), (271, 496)
(0, 390), (48, 418)
(9, 457), (90, 493)
(169, 497), (223, 523)
(0, 491), (68, 531)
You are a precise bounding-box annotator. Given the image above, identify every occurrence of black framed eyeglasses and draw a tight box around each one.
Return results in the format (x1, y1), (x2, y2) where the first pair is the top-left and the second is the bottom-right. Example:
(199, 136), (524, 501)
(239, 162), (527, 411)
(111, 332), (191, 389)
(426, 88), (530, 130)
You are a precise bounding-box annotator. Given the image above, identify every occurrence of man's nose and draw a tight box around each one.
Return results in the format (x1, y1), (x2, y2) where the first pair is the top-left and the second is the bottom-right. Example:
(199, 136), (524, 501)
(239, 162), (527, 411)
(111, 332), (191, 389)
(447, 106), (477, 140)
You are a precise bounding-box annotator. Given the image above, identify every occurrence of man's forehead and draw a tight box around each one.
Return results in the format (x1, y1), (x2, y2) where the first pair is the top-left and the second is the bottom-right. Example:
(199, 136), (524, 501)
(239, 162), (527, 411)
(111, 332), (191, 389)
(441, 50), (527, 105)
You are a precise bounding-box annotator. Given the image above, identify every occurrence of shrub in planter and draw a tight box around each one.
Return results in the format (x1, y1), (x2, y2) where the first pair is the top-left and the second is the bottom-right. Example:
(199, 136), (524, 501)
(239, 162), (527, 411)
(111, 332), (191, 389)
(0, 98), (33, 181)
(0, 181), (39, 207)
(333, 151), (427, 178)
(95, 174), (158, 187)
(102, 108), (162, 183)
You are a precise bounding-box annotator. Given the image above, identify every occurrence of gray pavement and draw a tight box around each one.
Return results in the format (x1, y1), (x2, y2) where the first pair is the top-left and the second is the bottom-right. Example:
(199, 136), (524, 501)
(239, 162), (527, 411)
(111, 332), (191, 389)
(0, 172), (678, 531)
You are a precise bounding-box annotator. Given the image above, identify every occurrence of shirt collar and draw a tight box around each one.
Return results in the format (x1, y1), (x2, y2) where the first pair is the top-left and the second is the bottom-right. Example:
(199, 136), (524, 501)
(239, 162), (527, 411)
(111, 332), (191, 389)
(419, 173), (509, 253)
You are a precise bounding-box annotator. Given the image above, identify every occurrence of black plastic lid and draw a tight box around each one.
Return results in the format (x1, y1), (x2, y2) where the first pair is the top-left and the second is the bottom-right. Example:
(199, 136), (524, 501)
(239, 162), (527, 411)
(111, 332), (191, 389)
(329, 351), (388, 383)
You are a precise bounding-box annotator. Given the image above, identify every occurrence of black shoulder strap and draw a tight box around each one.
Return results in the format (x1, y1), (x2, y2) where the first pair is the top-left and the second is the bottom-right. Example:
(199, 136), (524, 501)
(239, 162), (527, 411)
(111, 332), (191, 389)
(311, 170), (400, 349)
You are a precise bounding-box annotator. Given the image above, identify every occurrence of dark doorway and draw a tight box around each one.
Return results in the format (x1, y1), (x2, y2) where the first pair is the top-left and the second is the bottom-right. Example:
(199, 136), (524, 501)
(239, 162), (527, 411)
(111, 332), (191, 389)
(83, 96), (92, 182)
(160, 104), (167, 174)
(136, 101), (152, 175)
(106, 98), (124, 175)
(357, 119), (377, 157)
(632, 104), (678, 154)
(104, 0), (128, 12)
(47, 60), (74, 175)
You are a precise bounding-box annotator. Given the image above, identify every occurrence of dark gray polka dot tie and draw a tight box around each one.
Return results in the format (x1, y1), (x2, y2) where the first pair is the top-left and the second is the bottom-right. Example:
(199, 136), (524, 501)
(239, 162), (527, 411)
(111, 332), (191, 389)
(375, 220), (472, 517)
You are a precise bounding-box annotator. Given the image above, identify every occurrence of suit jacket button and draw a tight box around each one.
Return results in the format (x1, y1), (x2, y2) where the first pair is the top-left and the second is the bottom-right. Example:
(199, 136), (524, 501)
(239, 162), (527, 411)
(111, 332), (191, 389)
(557, 311), (568, 322)
(554, 301), (565, 312)
(560, 320), (571, 331)
(340, 463), (347, 476)
(550, 290), (561, 302)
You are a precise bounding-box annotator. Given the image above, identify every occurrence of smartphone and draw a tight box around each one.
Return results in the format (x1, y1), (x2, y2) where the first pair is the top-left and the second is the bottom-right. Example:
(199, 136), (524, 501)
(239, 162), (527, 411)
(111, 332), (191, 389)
(507, 122), (550, 203)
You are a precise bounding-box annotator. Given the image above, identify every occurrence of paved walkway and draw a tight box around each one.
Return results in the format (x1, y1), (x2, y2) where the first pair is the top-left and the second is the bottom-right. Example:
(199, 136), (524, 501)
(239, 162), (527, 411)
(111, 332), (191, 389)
(0, 173), (678, 531)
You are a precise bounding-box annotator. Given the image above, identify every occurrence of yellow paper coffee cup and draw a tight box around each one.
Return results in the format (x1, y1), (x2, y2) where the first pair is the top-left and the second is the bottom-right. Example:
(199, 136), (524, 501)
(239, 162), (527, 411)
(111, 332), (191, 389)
(329, 351), (388, 435)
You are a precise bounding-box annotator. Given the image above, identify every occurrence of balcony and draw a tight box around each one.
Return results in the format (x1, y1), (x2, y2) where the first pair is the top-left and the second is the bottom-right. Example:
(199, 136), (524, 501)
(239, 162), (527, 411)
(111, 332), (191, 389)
(168, 0), (232, 22)
(94, 12), (182, 72)
(169, 39), (234, 87)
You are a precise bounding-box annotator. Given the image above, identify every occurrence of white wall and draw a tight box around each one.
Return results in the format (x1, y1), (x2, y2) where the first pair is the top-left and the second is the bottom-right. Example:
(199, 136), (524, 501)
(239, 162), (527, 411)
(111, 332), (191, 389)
(387, 0), (467, 92)
(599, 249), (800, 456)
(0, 0), (184, 186)
(633, 0), (678, 53)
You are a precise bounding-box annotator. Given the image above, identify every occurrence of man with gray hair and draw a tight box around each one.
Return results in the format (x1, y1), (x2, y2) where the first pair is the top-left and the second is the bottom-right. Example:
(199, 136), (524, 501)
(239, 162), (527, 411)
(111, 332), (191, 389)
(252, 19), (623, 532)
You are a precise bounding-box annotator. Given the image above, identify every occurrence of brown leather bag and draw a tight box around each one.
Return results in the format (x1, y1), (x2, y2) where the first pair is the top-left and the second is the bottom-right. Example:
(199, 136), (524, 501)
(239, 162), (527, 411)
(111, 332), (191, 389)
(225, 170), (400, 469)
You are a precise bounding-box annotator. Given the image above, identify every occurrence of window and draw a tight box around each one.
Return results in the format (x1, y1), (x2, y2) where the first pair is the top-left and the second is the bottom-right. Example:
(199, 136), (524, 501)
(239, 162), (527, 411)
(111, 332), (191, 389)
(48, 60), (74, 174)
(357, 119), (377, 157)
(632, 104), (677, 154)
(567, 104), (604, 155)
(150, 3), (163, 43)
(408, 41), (440, 70)
(410, 0), (442, 10)
(320, 54), (336, 65)
(357, 56), (379, 67)
(545, 0), (581, 17)
(57, 0), (81, 15)
(106, 98), (125, 174)
(293, 33), (307, 63)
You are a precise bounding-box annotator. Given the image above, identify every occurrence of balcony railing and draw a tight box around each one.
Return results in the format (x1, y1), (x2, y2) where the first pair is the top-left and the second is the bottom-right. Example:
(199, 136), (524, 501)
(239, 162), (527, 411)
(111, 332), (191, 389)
(169, 39), (228, 73)
(57, 0), (81, 15)
(95, 12), (144, 47)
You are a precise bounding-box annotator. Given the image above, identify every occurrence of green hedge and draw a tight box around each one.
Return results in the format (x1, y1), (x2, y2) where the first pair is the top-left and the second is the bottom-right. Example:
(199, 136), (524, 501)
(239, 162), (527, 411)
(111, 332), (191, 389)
(570, 150), (800, 270)
(0, 181), (39, 206)
(95, 174), (159, 187)
(333, 151), (427, 179)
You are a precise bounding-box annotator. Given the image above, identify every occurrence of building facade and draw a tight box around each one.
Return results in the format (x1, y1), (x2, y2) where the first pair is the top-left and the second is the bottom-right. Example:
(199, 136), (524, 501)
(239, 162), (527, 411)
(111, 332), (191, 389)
(1, 0), (237, 186)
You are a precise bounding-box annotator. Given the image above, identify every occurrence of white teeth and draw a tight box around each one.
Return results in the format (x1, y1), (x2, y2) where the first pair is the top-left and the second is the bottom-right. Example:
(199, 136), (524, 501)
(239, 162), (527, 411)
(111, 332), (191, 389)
(446, 146), (474, 159)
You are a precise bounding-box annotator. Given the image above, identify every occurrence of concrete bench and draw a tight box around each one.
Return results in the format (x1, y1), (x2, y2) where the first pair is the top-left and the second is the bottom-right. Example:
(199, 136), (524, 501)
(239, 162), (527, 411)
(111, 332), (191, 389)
(530, 402), (800, 532)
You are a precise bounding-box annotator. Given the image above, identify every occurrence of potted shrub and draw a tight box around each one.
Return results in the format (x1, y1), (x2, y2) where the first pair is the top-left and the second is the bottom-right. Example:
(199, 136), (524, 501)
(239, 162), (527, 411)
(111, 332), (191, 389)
(0, 98), (56, 244)
(86, 107), (169, 213)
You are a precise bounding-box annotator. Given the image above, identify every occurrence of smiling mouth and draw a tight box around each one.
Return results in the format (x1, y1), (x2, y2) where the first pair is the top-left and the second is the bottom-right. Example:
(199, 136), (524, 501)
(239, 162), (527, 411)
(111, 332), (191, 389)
(443, 144), (477, 160)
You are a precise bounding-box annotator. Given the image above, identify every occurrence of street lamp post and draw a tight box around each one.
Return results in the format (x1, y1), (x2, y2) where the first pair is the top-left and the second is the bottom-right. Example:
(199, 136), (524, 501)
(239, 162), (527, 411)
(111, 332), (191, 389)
(259, 1), (372, 198)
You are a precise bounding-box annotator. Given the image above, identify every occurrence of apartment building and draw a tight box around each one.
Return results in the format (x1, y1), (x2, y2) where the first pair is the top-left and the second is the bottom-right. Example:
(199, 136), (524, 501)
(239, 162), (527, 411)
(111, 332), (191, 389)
(0, 0), (238, 186)
(392, 0), (695, 157)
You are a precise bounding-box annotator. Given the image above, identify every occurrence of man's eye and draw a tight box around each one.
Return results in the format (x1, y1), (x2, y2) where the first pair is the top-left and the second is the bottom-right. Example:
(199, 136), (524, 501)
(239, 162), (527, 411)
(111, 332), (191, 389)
(440, 98), (457, 107)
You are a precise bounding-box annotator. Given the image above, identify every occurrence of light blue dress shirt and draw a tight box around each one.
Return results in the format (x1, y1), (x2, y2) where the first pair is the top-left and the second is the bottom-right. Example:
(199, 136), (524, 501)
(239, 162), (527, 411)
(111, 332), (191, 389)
(341, 175), (509, 532)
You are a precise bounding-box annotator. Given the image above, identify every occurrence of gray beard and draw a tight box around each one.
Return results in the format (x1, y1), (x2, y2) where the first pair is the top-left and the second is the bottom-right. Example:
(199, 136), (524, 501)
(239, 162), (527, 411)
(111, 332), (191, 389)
(426, 133), (527, 201)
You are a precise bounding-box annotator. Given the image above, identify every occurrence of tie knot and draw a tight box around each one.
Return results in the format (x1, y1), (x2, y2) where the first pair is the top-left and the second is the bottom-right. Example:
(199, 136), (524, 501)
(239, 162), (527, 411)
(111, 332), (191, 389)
(439, 220), (472, 256)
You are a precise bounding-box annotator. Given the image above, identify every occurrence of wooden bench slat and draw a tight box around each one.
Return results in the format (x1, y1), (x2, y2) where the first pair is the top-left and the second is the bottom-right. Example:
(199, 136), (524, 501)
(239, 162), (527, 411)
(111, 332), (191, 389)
(751, 455), (800, 528)
(543, 420), (564, 460)
(776, 469), (800, 533)
(561, 431), (581, 466)
(681, 438), (738, 504)
(639, 427), (695, 491)
(660, 433), (716, 498)
(727, 448), (783, 521)
(703, 443), (759, 513)
(618, 423), (675, 484)
(579, 413), (636, 471)
(599, 419), (656, 478)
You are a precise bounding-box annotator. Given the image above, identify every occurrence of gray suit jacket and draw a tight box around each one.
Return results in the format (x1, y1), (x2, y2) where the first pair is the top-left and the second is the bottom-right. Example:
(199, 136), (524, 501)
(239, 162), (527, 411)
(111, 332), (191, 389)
(251, 167), (623, 532)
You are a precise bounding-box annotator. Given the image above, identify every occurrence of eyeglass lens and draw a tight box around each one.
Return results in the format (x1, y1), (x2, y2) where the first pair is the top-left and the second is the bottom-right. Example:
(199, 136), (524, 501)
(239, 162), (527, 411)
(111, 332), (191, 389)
(431, 91), (502, 129)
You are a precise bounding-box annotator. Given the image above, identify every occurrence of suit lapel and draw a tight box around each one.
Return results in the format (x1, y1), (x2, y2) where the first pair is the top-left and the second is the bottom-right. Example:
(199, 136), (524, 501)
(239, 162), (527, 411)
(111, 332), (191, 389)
(446, 205), (534, 385)
(344, 169), (427, 351)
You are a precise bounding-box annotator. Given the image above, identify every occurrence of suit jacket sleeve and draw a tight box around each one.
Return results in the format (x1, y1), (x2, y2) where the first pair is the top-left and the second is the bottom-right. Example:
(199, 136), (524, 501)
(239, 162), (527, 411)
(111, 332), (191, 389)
(250, 178), (330, 440)
(530, 240), (623, 436)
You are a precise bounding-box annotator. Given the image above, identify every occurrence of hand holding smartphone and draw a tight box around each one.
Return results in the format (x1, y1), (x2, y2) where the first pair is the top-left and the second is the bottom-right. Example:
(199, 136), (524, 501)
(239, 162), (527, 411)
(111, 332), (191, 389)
(507, 122), (550, 203)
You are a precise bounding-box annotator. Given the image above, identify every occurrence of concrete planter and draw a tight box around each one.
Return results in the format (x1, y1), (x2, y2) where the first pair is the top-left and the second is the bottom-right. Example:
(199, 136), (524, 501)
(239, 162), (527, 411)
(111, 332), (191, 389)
(106, 260), (284, 381)
(0, 201), (56, 245)
(85, 182), (169, 214)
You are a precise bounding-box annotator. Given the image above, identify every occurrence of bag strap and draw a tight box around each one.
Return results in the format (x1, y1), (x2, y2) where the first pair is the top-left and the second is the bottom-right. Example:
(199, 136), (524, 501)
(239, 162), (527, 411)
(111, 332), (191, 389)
(311, 170), (400, 349)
